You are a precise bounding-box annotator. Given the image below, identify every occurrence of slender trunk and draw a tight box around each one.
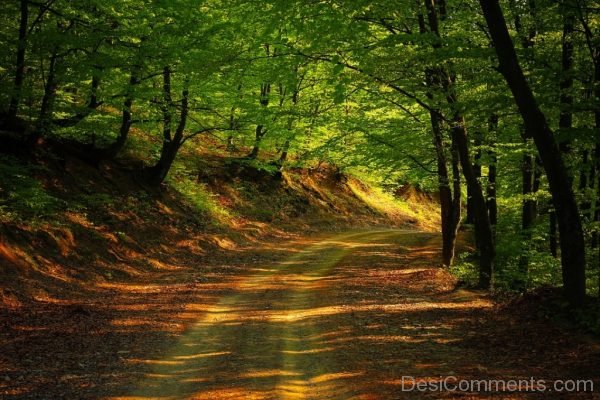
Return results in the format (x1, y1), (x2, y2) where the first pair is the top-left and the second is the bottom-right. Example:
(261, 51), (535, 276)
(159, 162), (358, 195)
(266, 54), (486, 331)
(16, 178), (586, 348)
(226, 106), (237, 152)
(451, 116), (495, 288)
(226, 136), (236, 152)
(249, 124), (265, 159)
(279, 139), (290, 165)
(161, 66), (172, 145)
(487, 115), (499, 227)
(89, 72), (100, 109)
(450, 125), (462, 244)
(147, 77), (189, 185)
(487, 145), (497, 226)
(558, 8), (575, 153)
(419, 2), (464, 270)
(580, 150), (591, 217)
(278, 79), (300, 168)
(34, 51), (58, 139)
(587, 52), (600, 237)
(430, 109), (460, 268)
(106, 71), (138, 157)
(480, 0), (586, 307)
(466, 130), (483, 225)
(7, 0), (29, 122)
(248, 82), (270, 159)
(592, 147), (600, 249)
(521, 148), (537, 229)
(519, 135), (537, 288)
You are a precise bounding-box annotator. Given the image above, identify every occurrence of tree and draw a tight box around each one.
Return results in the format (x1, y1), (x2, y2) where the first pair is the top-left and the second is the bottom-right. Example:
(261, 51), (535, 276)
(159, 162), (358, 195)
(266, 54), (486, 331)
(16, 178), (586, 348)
(479, 0), (586, 307)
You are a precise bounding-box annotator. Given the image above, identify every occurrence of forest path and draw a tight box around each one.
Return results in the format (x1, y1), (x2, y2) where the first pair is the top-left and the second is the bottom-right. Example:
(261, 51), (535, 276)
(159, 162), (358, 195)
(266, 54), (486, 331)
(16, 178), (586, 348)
(112, 230), (495, 400)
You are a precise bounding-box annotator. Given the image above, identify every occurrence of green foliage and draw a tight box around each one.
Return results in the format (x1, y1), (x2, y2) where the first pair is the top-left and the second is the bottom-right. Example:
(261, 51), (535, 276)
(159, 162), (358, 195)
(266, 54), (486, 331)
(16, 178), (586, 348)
(0, 156), (65, 222)
(449, 252), (479, 288)
(1, 0), (599, 303)
(167, 165), (231, 225)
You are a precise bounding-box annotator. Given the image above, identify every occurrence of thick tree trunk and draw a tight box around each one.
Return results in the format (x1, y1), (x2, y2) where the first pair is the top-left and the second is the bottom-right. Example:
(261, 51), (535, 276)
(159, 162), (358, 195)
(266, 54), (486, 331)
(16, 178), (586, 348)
(7, 0), (29, 123)
(480, 0), (586, 307)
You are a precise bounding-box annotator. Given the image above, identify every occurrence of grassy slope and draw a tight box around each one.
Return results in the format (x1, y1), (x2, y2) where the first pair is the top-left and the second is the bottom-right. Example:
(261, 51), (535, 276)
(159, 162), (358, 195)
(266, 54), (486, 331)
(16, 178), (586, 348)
(0, 142), (439, 307)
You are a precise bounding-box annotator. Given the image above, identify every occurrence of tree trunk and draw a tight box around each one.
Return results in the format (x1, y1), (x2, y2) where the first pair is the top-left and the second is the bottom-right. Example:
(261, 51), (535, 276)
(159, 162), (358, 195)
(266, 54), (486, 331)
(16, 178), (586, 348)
(521, 149), (537, 229)
(106, 71), (138, 157)
(419, 0), (472, 266)
(480, 0), (586, 307)
(248, 124), (265, 159)
(248, 82), (270, 159)
(451, 116), (495, 288)
(486, 116), (498, 227)
(592, 144), (600, 249)
(7, 0), (29, 123)
(279, 139), (290, 165)
(147, 77), (189, 185)
(226, 135), (236, 152)
(429, 109), (460, 268)
(148, 141), (181, 186)
(226, 104), (237, 152)
(580, 150), (591, 217)
(487, 145), (497, 226)
(519, 136), (537, 289)
(558, 7), (575, 153)
(161, 66), (173, 144)
(34, 51), (58, 139)
(466, 130), (483, 225)
(89, 72), (100, 109)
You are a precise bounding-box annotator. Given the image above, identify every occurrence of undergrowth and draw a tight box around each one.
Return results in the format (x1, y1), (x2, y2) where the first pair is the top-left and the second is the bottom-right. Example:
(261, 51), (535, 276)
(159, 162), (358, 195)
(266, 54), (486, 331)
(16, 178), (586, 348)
(0, 156), (65, 223)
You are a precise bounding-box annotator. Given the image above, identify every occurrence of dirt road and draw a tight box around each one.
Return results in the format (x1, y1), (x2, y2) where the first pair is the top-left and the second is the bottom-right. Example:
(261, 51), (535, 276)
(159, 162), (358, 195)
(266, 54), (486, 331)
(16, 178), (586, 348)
(4, 230), (597, 399)
(112, 231), (500, 399)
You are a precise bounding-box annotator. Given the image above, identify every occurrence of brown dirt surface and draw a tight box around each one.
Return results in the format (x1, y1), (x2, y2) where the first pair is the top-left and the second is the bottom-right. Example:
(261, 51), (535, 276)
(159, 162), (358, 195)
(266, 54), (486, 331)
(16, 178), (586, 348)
(2, 230), (598, 399)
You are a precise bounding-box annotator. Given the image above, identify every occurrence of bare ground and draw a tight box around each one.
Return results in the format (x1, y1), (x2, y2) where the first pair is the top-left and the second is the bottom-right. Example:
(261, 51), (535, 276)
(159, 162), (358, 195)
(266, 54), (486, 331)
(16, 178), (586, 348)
(1, 230), (599, 399)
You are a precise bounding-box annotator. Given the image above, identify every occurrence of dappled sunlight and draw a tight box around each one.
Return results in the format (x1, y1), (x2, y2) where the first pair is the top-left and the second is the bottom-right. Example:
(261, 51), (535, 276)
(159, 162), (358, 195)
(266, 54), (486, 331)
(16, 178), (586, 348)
(95, 231), (497, 400)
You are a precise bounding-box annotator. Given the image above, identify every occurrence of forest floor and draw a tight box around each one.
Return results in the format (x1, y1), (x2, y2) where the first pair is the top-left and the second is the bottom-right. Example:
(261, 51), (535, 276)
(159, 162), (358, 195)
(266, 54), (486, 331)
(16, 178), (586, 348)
(1, 151), (600, 398)
(2, 229), (600, 399)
